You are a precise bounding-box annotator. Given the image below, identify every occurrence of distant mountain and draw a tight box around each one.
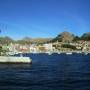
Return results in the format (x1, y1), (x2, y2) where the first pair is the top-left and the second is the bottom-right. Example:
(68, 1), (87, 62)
(52, 31), (75, 42)
(0, 36), (13, 44)
(16, 37), (53, 44)
(81, 32), (90, 40)
(30, 38), (52, 44)
(1, 31), (90, 45)
(22, 37), (32, 41)
(16, 37), (31, 44)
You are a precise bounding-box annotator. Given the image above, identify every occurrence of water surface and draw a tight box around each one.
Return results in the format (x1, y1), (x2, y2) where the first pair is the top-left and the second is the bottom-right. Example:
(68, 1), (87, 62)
(0, 53), (90, 90)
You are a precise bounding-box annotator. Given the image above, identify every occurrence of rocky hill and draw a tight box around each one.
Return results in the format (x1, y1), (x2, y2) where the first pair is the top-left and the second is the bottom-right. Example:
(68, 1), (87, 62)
(52, 31), (74, 42)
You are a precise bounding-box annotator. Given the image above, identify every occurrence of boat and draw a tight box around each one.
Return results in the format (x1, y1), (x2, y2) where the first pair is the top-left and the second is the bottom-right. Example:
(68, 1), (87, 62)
(57, 52), (61, 54)
(76, 51), (82, 54)
(46, 51), (52, 55)
(0, 56), (32, 63)
(48, 53), (52, 55)
(66, 52), (72, 55)
(84, 52), (88, 55)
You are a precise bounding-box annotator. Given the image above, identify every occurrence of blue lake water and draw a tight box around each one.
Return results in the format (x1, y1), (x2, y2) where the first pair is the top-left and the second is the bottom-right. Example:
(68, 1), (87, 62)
(0, 53), (90, 90)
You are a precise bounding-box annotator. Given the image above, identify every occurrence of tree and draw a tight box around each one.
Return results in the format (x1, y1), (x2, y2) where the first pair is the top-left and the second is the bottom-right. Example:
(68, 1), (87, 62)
(0, 46), (2, 55)
(61, 44), (76, 50)
(73, 36), (80, 41)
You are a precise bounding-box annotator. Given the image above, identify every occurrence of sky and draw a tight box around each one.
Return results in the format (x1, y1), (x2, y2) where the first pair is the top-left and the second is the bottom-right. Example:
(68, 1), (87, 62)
(0, 0), (90, 40)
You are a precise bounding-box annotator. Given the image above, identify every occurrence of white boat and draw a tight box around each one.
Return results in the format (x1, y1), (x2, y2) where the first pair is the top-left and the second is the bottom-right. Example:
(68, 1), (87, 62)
(57, 52), (61, 54)
(66, 52), (72, 55)
(76, 51), (82, 53)
(84, 53), (88, 55)
(48, 52), (52, 55)
(46, 52), (52, 55)
(0, 56), (32, 63)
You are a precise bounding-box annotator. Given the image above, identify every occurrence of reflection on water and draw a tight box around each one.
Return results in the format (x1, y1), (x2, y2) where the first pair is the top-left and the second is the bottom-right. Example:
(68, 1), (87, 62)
(0, 64), (32, 69)
(0, 53), (90, 90)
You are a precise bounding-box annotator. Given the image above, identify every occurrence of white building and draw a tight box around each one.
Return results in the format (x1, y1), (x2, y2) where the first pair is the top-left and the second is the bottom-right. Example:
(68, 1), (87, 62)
(43, 43), (53, 52)
(29, 44), (38, 53)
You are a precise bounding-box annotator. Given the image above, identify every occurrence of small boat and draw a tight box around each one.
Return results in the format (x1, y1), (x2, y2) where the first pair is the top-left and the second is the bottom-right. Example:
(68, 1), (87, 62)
(76, 51), (82, 54)
(84, 53), (88, 55)
(66, 52), (72, 55)
(57, 52), (61, 54)
(48, 52), (52, 55)
(46, 51), (52, 55)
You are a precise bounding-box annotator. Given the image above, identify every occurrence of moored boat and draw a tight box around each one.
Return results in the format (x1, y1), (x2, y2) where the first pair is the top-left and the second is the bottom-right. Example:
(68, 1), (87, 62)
(0, 56), (32, 63)
(66, 52), (72, 55)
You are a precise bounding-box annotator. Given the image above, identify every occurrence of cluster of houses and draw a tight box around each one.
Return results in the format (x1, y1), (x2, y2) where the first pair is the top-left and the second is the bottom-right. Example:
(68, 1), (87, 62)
(70, 41), (90, 51)
(1, 43), (54, 55)
(0, 40), (90, 55)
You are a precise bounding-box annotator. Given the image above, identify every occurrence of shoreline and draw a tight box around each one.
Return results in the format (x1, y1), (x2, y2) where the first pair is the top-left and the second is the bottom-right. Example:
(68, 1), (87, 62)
(14, 51), (90, 54)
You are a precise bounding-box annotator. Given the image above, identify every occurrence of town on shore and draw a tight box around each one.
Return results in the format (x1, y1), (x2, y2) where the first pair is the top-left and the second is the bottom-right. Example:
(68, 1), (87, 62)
(0, 31), (90, 55)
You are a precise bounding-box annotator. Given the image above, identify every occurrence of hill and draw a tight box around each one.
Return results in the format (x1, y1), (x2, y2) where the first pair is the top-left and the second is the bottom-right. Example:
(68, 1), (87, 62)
(52, 31), (74, 42)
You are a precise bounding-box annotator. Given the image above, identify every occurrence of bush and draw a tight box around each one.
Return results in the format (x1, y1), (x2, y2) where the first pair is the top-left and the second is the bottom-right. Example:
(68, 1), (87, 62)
(61, 44), (76, 50)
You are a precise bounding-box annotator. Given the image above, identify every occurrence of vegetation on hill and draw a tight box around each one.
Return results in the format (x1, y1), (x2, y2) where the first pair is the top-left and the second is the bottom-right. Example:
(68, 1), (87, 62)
(81, 32), (90, 41)
(61, 44), (76, 50)
(73, 36), (81, 41)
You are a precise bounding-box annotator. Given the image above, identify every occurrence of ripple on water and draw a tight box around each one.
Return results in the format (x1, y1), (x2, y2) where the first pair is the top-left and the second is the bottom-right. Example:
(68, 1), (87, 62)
(0, 53), (90, 90)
